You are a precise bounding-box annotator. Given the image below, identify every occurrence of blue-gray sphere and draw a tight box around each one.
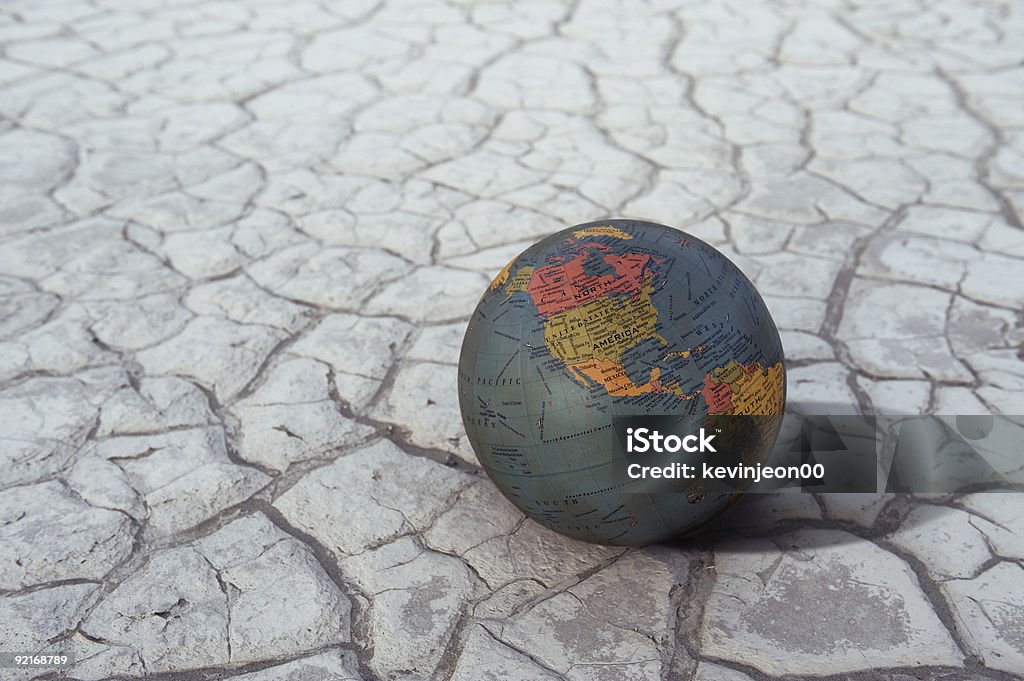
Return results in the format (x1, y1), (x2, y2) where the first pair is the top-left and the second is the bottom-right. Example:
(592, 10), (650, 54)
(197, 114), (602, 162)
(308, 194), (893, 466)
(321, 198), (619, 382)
(459, 219), (786, 545)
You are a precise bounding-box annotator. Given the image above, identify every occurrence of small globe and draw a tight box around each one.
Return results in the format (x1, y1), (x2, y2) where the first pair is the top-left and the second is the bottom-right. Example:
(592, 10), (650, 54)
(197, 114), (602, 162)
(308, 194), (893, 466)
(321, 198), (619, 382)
(458, 219), (786, 545)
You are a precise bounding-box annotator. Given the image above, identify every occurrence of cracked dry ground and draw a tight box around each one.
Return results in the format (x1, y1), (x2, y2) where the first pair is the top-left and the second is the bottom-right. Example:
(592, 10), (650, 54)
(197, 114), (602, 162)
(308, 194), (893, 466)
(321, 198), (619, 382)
(1, 0), (1023, 679)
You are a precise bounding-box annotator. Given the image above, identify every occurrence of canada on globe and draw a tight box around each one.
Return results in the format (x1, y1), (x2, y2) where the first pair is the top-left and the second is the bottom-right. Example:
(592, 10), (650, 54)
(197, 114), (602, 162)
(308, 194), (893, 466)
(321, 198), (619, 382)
(458, 219), (786, 546)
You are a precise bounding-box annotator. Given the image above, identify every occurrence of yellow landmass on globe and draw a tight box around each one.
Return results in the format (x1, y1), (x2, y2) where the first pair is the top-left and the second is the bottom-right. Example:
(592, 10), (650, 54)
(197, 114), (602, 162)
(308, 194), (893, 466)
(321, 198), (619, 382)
(730, 360), (784, 415)
(503, 266), (534, 300)
(492, 263), (537, 301)
(572, 225), (633, 240)
(568, 360), (685, 397)
(706, 359), (785, 415)
(703, 360), (785, 467)
(490, 260), (514, 290)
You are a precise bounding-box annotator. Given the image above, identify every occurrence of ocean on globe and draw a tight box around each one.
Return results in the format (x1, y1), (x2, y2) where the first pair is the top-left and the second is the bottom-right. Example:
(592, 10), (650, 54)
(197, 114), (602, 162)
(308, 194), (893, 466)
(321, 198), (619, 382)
(458, 219), (786, 545)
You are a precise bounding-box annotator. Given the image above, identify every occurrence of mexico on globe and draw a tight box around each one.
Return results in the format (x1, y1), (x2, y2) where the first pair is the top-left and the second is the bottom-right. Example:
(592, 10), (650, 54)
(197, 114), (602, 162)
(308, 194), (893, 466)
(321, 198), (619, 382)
(458, 219), (786, 546)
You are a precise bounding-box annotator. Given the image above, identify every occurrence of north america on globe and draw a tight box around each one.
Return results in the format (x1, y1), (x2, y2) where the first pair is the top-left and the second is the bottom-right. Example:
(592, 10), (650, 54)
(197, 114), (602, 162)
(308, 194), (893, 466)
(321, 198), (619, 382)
(459, 219), (787, 546)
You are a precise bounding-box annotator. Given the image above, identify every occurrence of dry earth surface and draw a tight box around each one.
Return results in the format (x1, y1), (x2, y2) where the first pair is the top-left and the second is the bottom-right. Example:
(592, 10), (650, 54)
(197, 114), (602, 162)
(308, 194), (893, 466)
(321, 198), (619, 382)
(1, 0), (1023, 679)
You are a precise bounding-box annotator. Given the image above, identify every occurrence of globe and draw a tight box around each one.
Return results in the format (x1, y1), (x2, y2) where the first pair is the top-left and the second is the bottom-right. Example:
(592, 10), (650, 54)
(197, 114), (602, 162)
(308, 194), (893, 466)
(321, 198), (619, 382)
(458, 219), (786, 545)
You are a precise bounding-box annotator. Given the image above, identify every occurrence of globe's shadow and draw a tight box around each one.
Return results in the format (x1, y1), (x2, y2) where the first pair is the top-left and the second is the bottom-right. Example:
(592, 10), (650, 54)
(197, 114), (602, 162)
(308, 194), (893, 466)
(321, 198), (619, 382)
(665, 401), (946, 552)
